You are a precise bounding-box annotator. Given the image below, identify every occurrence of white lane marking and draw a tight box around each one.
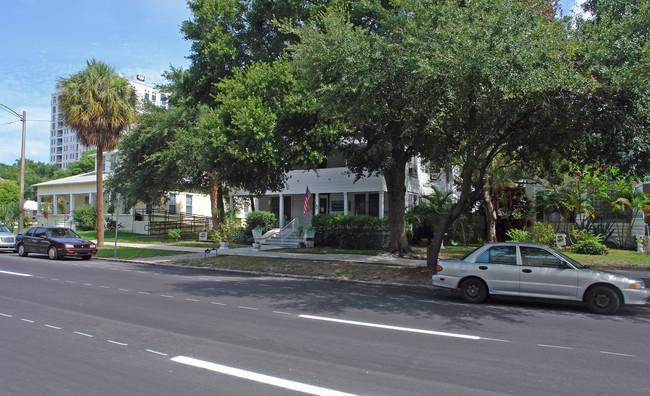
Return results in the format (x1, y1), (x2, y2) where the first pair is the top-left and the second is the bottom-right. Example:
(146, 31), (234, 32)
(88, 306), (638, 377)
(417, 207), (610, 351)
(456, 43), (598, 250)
(273, 311), (292, 315)
(100, 286), (110, 289)
(160, 295), (174, 298)
(138, 292), (151, 295)
(65, 281), (76, 284)
(146, 349), (168, 356)
(107, 340), (128, 346)
(258, 284), (271, 287)
(0, 313), (13, 317)
(45, 324), (62, 330)
(118, 288), (130, 292)
(83, 283), (93, 286)
(0, 270), (32, 277)
(300, 315), (481, 340)
(537, 344), (573, 350)
(74, 331), (93, 337)
(21, 318), (35, 323)
(600, 351), (636, 358)
(211, 302), (226, 306)
(51, 278), (59, 281)
(172, 356), (357, 396)
(238, 306), (258, 311)
(186, 298), (199, 302)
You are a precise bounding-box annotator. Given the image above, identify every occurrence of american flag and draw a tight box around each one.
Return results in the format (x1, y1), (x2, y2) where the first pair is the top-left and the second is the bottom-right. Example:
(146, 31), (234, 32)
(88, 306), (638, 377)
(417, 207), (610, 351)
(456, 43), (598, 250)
(303, 187), (312, 214)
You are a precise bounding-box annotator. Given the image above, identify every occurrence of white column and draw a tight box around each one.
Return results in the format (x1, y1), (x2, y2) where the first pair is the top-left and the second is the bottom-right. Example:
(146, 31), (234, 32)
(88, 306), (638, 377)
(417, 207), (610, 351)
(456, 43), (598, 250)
(253, 198), (260, 211)
(379, 192), (384, 218)
(37, 195), (42, 216)
(279, 194), (284, 228)
(229, 196), (234, 213)
(314, 193), (319, 214)
(343, 192), (348, 215)
(53, 194), (58, 214)
(69, 194), (75, 214)
(89, 192), (94, 206)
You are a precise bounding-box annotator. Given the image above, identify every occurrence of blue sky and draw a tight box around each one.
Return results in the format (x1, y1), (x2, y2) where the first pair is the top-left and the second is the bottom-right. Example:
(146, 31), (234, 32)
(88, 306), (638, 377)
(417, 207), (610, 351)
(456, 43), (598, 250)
(0, 0), (583, 167)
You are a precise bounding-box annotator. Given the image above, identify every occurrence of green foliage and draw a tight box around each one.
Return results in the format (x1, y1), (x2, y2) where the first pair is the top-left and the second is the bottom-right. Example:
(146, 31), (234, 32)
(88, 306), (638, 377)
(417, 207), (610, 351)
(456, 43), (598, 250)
(532, 222), (556, 247)
(506, 228), (530, 243)
(406, 188), (453, 242)
(0, 159), (60, 200)
(312, 214), (387, 249)
(73, 205), (96, 231)
(0, 204), (21, 228)
(168, 228), (182, 241)
(245, 211), (277, 234)
(0, 180), (19, 205)
(570, 229), (609, 255)
(52, 150), (97, 179)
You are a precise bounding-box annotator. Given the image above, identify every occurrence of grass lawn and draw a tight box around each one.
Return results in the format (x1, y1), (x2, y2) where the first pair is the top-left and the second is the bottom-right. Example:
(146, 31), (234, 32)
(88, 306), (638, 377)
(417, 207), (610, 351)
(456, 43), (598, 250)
(96, 246), (190, 259)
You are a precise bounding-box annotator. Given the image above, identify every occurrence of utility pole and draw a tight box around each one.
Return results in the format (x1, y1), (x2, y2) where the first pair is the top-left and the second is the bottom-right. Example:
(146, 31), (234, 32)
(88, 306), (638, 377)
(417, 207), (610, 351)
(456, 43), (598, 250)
(0, 104), (27, 234)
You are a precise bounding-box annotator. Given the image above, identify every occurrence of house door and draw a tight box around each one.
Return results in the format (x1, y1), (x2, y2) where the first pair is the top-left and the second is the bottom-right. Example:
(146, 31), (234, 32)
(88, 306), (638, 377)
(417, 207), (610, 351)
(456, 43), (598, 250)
(354, 194), (366, 215)
(368, 193), (379, 217)
(318, 195), (329, 215)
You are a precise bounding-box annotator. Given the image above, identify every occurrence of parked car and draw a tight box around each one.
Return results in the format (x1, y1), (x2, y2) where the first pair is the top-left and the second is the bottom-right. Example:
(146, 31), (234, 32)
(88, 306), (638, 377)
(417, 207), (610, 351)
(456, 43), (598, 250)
(15, 226), (97, 260)
(0, 223), (17, 253)
(432, 242), (649, 314)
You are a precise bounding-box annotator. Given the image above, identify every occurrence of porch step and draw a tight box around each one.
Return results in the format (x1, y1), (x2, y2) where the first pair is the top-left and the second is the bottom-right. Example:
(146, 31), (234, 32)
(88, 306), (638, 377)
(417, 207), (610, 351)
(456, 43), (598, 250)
(264, 230), (302, 248)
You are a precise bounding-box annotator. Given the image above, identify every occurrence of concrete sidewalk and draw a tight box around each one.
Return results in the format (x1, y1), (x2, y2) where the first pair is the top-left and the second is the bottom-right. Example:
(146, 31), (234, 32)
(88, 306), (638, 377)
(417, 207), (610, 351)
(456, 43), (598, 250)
(101, 242), (650, 281)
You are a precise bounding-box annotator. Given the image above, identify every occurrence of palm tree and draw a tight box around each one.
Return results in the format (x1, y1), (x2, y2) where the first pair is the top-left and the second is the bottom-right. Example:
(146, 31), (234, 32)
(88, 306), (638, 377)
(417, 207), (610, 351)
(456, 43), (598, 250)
(58, 59), (137, 247)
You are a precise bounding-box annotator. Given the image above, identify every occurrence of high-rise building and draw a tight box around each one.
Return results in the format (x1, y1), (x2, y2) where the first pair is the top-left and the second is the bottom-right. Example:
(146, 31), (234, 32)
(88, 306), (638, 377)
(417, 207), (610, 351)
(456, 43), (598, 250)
(49, 74), (168, 169)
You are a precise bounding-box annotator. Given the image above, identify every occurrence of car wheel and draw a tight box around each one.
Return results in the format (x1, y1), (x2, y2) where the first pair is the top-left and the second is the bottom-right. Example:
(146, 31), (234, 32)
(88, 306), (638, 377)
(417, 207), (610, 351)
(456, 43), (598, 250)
(48, 246), (59, 260)
(82, 255), (92, 260)
(585, 286), (620, 315)
(459, 278), (488, 303)
(17, 244), (28, 257)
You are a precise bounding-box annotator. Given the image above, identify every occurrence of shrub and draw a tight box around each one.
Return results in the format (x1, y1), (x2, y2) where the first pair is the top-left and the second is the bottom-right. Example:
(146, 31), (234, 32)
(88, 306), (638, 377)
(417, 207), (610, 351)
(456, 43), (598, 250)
(505, 228), (529, 243)
(74, 205), (96, 230)
(168, 228), (181, 241)
(569, 229), (609, 255)
(245, 211), (277, 234)
(570, 240), (609, 255)
(312, 214), (388, 249)
(532, 222), (555, 247)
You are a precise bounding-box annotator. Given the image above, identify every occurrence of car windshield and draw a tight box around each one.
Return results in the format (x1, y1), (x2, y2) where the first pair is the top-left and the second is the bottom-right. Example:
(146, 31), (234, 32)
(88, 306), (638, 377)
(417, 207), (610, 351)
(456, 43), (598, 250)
(555, 250), (585, 269)
(47, 229), (80, 238)
(0, 224), (11, 233)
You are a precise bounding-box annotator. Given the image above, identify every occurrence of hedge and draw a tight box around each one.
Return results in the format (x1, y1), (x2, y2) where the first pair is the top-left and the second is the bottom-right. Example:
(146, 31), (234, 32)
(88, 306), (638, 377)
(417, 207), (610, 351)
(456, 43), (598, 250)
(312, 214), (387, 249)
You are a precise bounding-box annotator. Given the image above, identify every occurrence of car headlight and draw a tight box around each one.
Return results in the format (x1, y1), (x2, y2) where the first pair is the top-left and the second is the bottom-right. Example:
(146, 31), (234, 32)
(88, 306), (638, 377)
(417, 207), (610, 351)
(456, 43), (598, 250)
(89, 244), (96, 249)
(630, 281), (645, 289)
(65, 243), (74, 249)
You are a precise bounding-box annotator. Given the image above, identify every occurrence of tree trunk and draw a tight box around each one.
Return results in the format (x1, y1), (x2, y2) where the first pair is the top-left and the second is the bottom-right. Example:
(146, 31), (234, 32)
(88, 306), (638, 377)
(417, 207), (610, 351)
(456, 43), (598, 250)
(427, 164), (476, 268)
(385, 160), (411, 255)
(96, 147), (105, 247)
(208, 174), (221, 230)
(484, 187), (497, 243)
(217, 185), (225, 223)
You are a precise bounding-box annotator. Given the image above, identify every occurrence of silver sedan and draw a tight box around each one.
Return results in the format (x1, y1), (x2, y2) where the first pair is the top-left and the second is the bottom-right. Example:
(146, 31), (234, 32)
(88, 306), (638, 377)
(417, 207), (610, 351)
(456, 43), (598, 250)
(432, 242), (649, 314)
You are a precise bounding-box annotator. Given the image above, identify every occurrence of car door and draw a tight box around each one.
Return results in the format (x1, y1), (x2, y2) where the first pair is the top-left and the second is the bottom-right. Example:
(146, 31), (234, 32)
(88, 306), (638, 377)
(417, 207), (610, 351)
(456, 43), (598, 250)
(473, 245), (520, 295)
(22, 227), (39, 253)
(518, 246), (578, 299)
(32, 227), (49, 254)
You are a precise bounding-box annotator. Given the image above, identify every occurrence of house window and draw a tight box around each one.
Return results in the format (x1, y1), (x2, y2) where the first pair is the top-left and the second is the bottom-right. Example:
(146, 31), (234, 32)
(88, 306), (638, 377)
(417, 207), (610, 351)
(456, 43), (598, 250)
(168, 194), (176, 214)
(185, 195), (192, 215)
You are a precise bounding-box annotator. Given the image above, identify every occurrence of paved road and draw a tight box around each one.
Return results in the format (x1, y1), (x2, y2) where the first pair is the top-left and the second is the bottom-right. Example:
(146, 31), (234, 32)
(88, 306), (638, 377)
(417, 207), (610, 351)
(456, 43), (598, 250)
(1, 253), (649, 395)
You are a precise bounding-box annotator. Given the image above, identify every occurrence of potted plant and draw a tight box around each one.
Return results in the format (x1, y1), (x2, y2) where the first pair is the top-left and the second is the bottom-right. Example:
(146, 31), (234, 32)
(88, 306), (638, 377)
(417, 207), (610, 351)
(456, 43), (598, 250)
(252, 226), (264, 239)
(304, 226), (317, 239)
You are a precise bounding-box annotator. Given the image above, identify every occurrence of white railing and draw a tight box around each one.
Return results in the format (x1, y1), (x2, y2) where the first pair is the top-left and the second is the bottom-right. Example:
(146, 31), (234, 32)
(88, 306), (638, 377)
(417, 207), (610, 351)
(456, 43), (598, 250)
(279, 218), (299, 244)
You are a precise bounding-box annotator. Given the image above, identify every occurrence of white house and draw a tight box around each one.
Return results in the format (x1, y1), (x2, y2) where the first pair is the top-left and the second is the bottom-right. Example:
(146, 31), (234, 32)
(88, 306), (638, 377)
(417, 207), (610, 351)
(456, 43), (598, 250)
(33, 151), (212, 234)
(231, 153), (456, 229)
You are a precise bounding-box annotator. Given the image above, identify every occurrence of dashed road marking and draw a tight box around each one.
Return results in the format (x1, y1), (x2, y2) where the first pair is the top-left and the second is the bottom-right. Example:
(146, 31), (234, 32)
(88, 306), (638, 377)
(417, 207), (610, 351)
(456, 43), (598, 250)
(74, 331), (93, 338)
(600, 351), (635, 357)
(107, 340), (128, 346)
(537, 344), (573, 350)
(45, 324), (62, 330)
(146, 349), (168, 356)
